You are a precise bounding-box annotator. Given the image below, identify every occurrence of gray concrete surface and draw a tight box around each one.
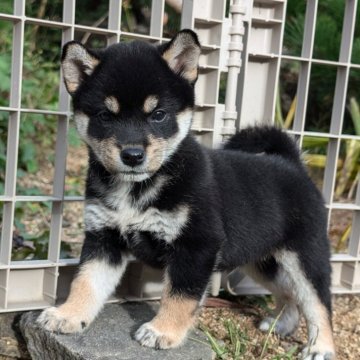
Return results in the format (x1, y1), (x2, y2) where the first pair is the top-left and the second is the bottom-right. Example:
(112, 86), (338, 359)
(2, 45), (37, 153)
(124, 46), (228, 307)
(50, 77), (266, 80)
(20, 302), (215, 360)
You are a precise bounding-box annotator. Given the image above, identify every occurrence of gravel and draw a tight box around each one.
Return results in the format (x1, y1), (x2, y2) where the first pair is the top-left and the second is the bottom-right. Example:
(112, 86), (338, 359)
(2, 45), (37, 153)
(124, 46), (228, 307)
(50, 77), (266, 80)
(0, 295), (358, 359)
(199, 294), (360, 359)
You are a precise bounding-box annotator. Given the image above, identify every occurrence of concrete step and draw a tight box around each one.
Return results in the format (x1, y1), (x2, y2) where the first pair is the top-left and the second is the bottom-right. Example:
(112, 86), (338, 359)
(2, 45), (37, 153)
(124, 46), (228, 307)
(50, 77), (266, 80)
(20, 302), (215, 360)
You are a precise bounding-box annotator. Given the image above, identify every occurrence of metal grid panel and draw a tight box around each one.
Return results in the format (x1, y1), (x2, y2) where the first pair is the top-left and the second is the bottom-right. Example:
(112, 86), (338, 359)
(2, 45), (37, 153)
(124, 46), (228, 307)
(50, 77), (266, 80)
(0, 0), (358, 312)
(236, 0), (360, 293)
(0, 0), (227, 311)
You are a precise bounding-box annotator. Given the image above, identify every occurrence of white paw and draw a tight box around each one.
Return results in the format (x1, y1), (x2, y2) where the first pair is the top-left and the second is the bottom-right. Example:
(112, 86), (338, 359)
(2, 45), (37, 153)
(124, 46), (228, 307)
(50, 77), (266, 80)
(37, 307), (90, 334)
(301, 346), (335, 360)
(135, 322), (161, 348)
(259, 317), (273, 332)
(134, 322), (185, 349)
(259, 316), (297, 337)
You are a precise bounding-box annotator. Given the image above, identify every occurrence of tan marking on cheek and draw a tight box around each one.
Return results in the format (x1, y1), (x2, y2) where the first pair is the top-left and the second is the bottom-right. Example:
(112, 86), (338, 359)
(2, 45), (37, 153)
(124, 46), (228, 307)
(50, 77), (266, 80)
(147, 135), (167, 172)
(143, 95), (159, 113)
(90, 137), (119, 172)
(150, 279), (198, 347)
(74, 112), (120, 173)
(104, 96), (120, 114)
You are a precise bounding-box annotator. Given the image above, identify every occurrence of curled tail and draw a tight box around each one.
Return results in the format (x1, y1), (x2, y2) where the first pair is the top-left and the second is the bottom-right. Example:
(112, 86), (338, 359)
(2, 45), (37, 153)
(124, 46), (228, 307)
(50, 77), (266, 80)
(224, 126), (301, 164)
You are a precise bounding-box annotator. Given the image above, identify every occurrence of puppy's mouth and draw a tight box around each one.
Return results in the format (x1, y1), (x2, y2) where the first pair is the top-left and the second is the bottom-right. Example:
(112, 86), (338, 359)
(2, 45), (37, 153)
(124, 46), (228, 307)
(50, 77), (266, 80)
(120, 171), (148, 174)
(118, 171), (152, 182)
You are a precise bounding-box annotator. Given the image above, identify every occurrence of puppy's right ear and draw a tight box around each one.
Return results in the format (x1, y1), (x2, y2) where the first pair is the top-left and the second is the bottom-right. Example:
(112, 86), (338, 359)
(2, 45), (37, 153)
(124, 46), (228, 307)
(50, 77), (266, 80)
(159, 29), (201, 84)
(61, 41), (101, 95)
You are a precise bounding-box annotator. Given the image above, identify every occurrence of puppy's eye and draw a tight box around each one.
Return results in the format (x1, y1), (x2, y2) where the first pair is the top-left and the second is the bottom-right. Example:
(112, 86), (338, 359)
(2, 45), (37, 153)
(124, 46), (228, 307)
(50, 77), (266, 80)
(94, 111), (108, 121)
(150, 110), (167, 122)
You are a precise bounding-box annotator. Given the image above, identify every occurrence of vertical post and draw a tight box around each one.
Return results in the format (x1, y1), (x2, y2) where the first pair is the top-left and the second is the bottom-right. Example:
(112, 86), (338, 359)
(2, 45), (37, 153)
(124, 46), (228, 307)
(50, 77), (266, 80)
(48, 0), (75, 263)
(150, 0), (165, 39)
(292, 0), (318, 134)
(221, 0), (245, 141)
(0, 0), (26, 309)
(181, 0), (195, 29)
(323, 0), (357, 206)
(45, 0), (76, 304)
(108, 0), (122, 44)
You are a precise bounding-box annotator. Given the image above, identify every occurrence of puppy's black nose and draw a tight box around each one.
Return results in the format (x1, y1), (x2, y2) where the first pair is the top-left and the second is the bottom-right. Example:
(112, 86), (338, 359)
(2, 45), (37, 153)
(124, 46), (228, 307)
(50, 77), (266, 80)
(121, 148), (145, 167)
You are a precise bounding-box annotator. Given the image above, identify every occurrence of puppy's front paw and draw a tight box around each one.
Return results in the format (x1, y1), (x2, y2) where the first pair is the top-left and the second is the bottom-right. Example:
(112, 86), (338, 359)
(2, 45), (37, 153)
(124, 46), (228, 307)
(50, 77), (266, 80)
(134, 322), (185, 349)
(37, 306), (90, 334)
(301, 346), (335, 360)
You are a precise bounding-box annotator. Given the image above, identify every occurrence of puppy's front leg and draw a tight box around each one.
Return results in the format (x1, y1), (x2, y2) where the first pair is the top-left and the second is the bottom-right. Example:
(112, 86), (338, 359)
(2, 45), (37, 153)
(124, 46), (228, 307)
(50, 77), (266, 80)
(135, 243), (215, 349)
(38, 229), (127, 333)
(135, 273), (200, 349)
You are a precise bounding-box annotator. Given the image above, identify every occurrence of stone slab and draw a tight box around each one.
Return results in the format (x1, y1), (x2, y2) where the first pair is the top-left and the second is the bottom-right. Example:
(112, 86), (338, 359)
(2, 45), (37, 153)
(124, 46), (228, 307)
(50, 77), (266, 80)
(20, 302), (214, 360)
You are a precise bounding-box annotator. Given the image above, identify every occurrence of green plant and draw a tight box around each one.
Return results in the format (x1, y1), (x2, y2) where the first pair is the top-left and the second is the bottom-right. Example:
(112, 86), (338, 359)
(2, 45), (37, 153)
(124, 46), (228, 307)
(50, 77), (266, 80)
(282, 0), (360, 134)
(271, 346), (298, 360)
(202, 319), (250, 359)
(1, 1), (168, 261)
(260, 307), (285, 359)
(12, 201), (73, 260)
(278, 93), (359, 252)
(277, 86), (359, 207)
(336, 98), (360, 197)
(225, 319), (250, 358)
(299, 97), (360, 201)
(202, 312), (299, 359)
(0, 11), (78, 260)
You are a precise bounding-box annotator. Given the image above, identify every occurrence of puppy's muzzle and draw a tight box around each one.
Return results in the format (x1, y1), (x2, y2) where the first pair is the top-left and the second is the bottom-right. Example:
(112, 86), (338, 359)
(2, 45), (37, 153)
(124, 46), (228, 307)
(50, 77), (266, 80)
(121, 147), (146, 167)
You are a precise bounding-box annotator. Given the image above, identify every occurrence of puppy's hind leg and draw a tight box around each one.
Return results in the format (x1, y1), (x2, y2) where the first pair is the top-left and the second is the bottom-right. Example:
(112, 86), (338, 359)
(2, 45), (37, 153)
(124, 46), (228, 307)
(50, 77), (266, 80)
(37, 229), (128, 333)
(274, 250), (335, 360)
(243, 259), (299, 337)
(259, 297), (299, 337)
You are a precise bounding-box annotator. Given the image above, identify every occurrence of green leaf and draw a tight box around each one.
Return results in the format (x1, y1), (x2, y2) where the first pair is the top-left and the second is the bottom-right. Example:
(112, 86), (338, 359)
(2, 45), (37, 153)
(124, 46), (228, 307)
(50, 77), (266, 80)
(349, 97), (360, 136)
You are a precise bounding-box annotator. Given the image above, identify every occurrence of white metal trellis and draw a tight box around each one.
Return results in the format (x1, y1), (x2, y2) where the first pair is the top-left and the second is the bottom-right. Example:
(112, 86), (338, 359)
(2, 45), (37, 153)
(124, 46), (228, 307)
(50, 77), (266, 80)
(234, 0), (360, 295)
(0, 0), (358, 313)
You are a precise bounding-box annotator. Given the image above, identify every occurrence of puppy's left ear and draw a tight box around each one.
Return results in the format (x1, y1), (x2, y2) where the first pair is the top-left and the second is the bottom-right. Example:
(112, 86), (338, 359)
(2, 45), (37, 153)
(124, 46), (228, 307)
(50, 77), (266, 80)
(61, 41), (101, 95)
(159, 29), (201, 84)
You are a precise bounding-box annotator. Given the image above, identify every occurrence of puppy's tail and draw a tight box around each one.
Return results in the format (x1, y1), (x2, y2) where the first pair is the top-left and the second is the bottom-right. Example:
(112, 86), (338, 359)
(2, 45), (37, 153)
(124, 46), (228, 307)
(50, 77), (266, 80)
(224, 126), (301, 164)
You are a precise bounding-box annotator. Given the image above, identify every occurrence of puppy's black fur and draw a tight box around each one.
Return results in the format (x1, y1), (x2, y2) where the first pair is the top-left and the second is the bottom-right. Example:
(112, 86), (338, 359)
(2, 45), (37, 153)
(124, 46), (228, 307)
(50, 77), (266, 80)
(38, 30), (335, 357)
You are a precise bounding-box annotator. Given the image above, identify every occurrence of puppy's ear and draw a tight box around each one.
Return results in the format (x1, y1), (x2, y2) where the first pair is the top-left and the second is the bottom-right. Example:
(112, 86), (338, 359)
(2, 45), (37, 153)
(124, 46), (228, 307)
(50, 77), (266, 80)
(61, 41), (101, 95)
(160, 29), (201, 84)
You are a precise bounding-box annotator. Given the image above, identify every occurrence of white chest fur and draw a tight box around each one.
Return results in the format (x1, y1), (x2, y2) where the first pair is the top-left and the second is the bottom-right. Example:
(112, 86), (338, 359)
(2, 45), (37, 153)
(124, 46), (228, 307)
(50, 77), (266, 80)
(84, 179), (190, 243)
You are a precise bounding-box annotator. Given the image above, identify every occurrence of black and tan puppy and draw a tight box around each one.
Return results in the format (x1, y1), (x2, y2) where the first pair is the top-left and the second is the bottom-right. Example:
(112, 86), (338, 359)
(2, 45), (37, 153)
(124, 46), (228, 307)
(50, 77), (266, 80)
(38, 30), (335, 359)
